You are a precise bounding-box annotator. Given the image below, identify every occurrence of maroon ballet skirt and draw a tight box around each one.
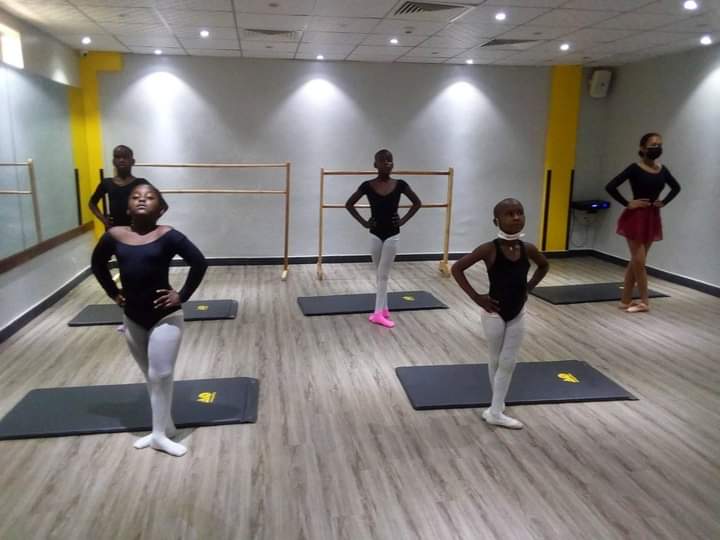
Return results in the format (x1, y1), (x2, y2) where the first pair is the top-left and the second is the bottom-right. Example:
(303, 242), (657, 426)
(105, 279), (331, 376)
(616, 205), (663, 242)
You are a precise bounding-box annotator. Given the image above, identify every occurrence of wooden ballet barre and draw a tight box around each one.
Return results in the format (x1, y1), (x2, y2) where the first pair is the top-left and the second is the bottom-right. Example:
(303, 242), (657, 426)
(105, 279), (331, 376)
(0, 159), (42, 242)
(133, 161), (292, 280)
(317, 166), (454, 280)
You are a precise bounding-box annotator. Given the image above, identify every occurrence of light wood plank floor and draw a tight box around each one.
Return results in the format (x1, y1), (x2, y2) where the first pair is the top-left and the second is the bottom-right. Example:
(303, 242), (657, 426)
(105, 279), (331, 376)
(1, 257), (718, 540)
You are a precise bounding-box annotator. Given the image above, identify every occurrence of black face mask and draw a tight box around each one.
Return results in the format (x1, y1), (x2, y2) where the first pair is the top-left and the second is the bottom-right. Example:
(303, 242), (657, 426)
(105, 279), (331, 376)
(645, 146), (663, 160)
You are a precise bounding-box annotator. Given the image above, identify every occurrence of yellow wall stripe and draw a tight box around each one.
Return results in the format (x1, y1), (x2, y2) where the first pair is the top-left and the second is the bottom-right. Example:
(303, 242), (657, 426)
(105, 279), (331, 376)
(539, 65), (582, 252)
(67, 52), (123, 237)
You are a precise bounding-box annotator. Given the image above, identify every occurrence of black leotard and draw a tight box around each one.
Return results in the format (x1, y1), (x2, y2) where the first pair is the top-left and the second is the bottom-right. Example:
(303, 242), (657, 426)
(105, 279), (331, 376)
(488, 239), (530, 322)
(359, 179), (409, 241)
(605, 164), (680, 207)
(92, 177), (149, 227)
(91, 229), (207, 329)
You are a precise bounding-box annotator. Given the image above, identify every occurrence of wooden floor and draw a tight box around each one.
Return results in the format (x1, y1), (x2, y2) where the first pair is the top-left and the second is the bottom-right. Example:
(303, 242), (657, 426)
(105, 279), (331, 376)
(1, 257), (718, 540)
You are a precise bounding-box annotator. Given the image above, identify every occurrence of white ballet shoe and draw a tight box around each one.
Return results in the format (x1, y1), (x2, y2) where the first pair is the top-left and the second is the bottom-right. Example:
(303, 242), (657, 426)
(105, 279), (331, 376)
(482, 409), (524, 429)
(150, 435), (187, 457)
(134, 424), (178, 449)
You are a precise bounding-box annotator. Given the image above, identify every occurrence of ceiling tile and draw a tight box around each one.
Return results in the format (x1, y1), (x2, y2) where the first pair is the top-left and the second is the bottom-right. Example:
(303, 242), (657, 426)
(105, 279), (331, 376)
(361, 34), (426, 46)
(483, 0), (566, 7)
(233, 0), (316, 15)
(658, 14), (720, 33)
(496, 25), (572, 40)
(436, 22), (514, 41)
(419, 35), (484, 48)
(593, 12), (681, 30)
(397, 56), (447, 63)
(297, 43), (355, 56)
(301, 31), (367, 45)
(638, 0), (717, 16)
(463, 45), (529, 61)
(118, 35), (182, 48)
(186, 48), (243, 56)
(79, 6), (163, 25)
(171, 26), (239, 39)
(156, 0), (232, 9)
(158, 9), (235, 27)
(295, 51), (347, 60)
(558, 27), (636, 46)
(242, 49), (294, 58)
(530, 8), (619, 28)
(235, 13), (309, 30)
(179, 37), (240, 49)
(128, 46), (186, 54)
(460, 5), (550, 26)
(371, 19), (448, 36)
(307, 17), (380, 33)
(241, 40), (297, 52)
(99, 22), (173, 35)
(57, 33), (130, 52)
(313, 0), (396, 18)
(560, 0), (652, 10)
(403, 46), (468, 58)
(73, 0), (155, 6)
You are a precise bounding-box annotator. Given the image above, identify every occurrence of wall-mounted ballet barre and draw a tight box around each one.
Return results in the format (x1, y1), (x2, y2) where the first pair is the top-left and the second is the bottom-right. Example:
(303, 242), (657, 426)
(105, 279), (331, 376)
(0, 159), (42, 243)
(317, 168), (454, 280)
(135, 162), (292, 280)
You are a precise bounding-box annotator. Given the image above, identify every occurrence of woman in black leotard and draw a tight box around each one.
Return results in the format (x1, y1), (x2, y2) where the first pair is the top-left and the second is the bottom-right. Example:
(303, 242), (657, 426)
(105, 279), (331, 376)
(606, 133), (681, 313)
(91, 183), (207, 456)
(345, 149), (422, 328)
(89, 145), (149, 229)
(452, 199), (549, 430)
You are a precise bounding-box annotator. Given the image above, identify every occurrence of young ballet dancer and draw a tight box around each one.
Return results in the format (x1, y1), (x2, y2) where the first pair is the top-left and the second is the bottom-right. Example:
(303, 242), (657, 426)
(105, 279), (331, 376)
(89, 145), (148, 229)
(91, 183), (207, 456)
(345, 149), (422, 328)
(606, 132), (681, 313)
(452, 198), (549, 429)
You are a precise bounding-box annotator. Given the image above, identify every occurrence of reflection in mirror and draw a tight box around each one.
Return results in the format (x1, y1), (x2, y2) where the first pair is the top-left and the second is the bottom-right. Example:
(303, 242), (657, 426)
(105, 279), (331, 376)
(0, 61), (79, 260)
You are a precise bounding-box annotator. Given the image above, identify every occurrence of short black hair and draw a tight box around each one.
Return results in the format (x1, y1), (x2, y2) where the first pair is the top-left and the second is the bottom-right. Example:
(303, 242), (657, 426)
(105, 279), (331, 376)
(113, 144), (134, 157)
(493, 198), (523, 219)
(374, 148), (392, 161)
(131, 182), (168, 212)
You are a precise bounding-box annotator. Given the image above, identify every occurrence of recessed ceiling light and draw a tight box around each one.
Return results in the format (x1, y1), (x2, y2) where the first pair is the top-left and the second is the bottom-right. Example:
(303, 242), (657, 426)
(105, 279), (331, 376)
(390, 37), (399, 45)
(316, 54), (324, 60)
(200, 29), (209, 38)
(154, 49), (162, 55)
(700, 35), (712, 45)
(465, 59), (474, 64)
(81, 36), (91, 45)
(560, 43), (570, 51)
(683, 0), (699, 10)
(495, 12), (507, 21)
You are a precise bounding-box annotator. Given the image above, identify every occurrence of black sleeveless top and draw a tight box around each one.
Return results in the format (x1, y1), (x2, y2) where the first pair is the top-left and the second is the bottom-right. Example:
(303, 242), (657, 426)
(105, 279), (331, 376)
(91, 229), (207, 329)
(488, 239), (530, 322)
(92, 177), (149, 226)
(359, 179), (409, 241)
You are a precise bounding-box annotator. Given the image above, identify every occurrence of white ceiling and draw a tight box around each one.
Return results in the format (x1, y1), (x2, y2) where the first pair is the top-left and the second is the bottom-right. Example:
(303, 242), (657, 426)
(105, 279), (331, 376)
(1, 0), (717, 65)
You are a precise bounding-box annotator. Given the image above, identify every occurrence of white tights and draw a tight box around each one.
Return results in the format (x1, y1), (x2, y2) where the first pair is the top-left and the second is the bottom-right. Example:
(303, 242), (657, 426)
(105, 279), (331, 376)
(123, 311), (187, 456)
(370, 234), (399, 313)
(480, 310), (525, 416)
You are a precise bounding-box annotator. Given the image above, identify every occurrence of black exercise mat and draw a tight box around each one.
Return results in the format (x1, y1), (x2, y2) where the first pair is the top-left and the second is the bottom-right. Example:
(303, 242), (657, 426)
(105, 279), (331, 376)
(68, 299), (238, 326)
(297, 290), (447, 316)
(530, 282), (668, 305)
(396, 360), (636, 410)
(0, 377), (258, 440)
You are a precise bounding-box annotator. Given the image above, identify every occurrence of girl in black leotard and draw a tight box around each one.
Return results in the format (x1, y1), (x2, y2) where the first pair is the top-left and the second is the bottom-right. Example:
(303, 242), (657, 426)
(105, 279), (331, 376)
(345, 149), (422, 328)
(606, 132), (681, 313)
(89, 145), (148, 229)
(452, 199), (549, 430)
(91, 183), (207, 456)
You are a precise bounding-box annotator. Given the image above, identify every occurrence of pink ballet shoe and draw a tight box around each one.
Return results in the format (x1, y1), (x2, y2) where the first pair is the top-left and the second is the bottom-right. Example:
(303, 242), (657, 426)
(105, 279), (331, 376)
(382, 308), (392, 320)
(369, 312), (395, 328)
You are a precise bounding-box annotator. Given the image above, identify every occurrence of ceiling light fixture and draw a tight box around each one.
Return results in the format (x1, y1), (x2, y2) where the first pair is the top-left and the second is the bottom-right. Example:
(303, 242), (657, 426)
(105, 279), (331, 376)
(700, 35), (712, 45)
(316, 54), (324, 60)
(81, 36), (91, 45)
(495, 12), (507, 21)
(465, 58), (474, 64)
(560, 43), (570, 51)
(390, 37), (399, 45)
(154, 49), (162, 55)
(200, 29), (209, 38)
(683, 1), (699, 10)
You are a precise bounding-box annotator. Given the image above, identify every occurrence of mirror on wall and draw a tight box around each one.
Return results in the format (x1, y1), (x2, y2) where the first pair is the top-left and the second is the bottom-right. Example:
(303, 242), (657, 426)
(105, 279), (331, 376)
(0, 61), (79, 260)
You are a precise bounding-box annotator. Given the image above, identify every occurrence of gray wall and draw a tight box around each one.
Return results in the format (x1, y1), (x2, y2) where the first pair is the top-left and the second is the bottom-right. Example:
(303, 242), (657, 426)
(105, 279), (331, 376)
(100, 55), (550, 258)
(574, 45), (720, 287)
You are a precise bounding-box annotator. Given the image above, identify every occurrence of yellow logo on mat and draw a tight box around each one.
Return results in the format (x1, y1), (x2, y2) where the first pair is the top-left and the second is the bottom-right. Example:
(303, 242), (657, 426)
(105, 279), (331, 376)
(196, 304), (209, 311)
(402, 295), (415, 302)
(558, 372), (580, 383)
(197, 392), (216, 403)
